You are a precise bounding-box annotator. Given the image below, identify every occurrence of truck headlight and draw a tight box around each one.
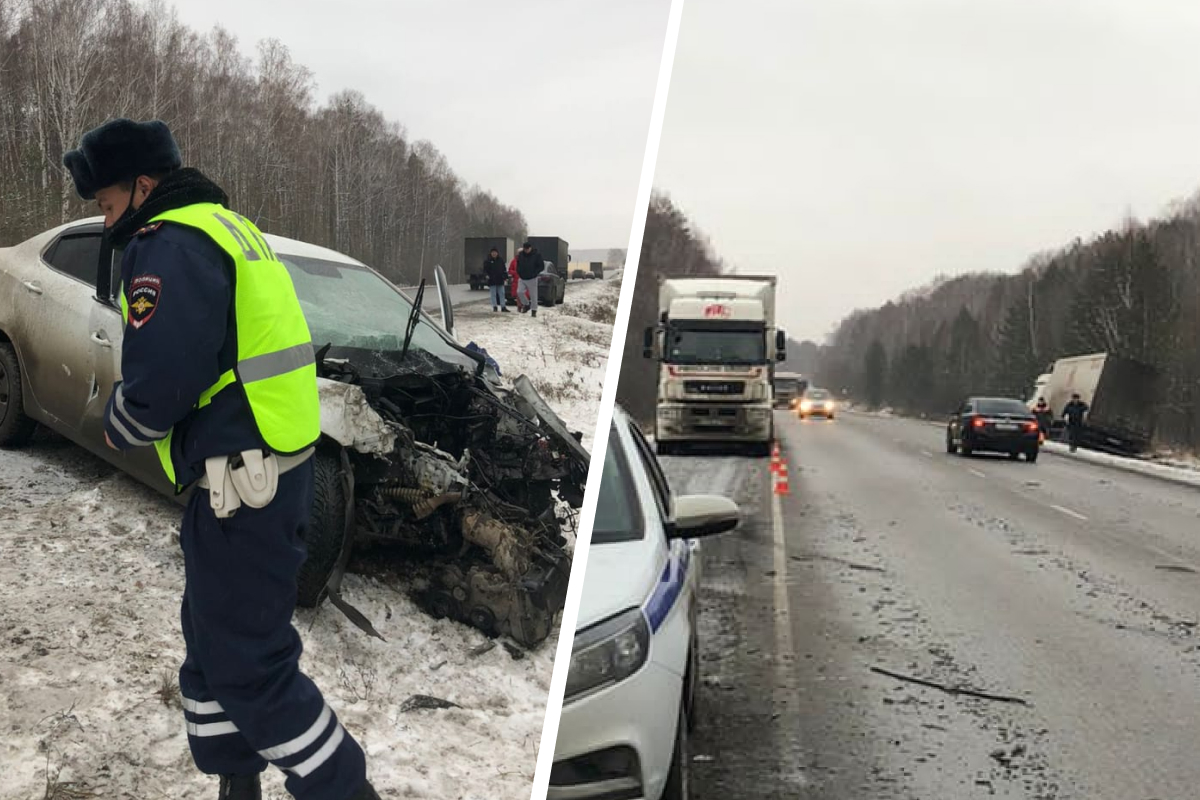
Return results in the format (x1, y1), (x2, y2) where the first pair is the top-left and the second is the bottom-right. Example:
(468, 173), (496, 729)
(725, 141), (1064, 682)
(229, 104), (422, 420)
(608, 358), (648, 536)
(565, 608), (650, 702)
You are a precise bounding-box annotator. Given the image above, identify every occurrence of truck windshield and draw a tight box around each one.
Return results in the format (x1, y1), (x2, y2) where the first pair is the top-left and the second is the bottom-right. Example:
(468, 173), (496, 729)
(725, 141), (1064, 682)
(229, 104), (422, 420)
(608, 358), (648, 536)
(666, 327), (766, 365)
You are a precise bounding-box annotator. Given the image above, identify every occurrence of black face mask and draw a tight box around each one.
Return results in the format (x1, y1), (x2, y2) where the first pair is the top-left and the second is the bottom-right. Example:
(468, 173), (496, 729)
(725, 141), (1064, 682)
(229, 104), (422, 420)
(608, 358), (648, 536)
(103, 184), (140, 247)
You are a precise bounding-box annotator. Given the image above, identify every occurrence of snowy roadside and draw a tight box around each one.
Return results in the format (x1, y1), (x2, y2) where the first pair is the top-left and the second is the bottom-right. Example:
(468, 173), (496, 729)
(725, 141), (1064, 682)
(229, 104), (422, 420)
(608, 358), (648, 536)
(0, 277), (618, 800)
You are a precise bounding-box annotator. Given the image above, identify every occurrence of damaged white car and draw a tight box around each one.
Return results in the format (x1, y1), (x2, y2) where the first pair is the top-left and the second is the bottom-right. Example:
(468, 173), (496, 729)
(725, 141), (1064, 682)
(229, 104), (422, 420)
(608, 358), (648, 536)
(0, 219), (588, 647)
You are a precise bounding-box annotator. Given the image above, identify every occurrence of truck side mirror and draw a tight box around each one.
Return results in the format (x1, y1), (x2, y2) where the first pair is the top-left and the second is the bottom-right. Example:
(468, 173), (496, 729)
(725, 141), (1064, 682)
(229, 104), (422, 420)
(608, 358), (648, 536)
(775, 329), (787, 362)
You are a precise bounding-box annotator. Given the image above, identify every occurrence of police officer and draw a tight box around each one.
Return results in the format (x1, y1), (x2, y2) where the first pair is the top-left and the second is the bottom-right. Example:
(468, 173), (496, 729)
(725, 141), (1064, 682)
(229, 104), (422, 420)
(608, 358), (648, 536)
(63, 119), (379, 800)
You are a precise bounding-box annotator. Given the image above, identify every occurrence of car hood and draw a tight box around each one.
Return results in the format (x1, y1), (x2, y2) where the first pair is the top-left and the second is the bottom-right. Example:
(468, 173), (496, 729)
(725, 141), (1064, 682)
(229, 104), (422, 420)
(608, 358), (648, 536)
(573, 537), (662, 633)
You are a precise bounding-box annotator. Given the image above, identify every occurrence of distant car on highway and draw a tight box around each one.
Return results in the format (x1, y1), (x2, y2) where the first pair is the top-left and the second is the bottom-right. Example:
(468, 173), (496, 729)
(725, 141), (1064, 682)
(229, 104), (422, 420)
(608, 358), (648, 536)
(550, 406), (740, 800)
(946, 396), (1040, 462)
(797, 386), (836, 419)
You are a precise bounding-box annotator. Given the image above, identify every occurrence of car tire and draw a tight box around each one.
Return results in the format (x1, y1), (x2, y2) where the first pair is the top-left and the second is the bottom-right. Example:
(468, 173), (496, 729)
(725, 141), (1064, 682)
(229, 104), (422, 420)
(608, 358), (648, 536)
(296, 451), (349, 608)
(946, 433), (957, 454)
(960, 443), (973, 457)
(1026, 449), (1039, 464)
(0, 342), (36, 447)
(661, 703), (690, 800)
(1008, 451), (1020, 460)
(685, 635), (700, 732)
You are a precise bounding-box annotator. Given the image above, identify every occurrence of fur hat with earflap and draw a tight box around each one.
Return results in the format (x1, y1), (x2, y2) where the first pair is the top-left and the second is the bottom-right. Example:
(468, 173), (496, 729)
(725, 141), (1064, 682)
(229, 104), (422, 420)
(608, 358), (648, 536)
(63, 118), (182, 200)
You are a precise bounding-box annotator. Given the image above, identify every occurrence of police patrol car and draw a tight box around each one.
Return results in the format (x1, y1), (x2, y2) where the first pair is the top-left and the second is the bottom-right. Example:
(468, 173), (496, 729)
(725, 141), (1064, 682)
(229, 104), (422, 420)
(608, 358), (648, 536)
(550, 406), (739, 800)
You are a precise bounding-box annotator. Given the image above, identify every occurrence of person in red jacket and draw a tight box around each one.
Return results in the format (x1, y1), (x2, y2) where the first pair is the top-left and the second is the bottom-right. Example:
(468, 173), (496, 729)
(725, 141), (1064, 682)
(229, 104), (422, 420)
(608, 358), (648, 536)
(508, 255), (526, 311)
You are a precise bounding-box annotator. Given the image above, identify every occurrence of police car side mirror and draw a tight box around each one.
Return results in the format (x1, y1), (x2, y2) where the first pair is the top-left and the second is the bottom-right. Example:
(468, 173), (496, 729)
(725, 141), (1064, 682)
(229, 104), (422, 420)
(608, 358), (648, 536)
(668, 494), (740, 539)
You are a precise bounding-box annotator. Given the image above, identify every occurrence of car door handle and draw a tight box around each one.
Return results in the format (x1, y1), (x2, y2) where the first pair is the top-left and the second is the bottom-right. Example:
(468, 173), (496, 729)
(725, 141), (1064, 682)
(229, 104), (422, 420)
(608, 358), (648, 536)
(22, 281), (42, 295)
(90, 332), (113, 349)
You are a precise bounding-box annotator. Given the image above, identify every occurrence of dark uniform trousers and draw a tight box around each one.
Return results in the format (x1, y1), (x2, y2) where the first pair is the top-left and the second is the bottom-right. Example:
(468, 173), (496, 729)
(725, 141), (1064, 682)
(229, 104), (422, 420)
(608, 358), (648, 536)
(178, 460), (367, 800)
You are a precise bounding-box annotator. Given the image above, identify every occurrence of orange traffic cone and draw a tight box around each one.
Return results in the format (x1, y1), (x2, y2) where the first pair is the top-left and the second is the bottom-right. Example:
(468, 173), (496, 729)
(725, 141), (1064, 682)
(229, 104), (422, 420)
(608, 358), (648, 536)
(774, 461), (790, 496)
(770, 442), (782, 475)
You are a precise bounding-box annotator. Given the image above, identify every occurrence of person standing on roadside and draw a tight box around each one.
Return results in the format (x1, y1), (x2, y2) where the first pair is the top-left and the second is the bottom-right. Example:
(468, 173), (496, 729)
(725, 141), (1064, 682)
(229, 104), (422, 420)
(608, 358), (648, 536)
(483, 247), (509, 312)
(1062, 393), (1089, 453)
(515, 240), (543, 317)
(508, 251), (523, 312)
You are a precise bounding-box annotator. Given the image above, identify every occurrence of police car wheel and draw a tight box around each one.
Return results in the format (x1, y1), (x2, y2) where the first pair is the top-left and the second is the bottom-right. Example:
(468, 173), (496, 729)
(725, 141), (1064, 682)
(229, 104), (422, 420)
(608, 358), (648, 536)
(0, 342), (36, 447)
(296, 451), (348, 608)
(662, 702), (690, 800)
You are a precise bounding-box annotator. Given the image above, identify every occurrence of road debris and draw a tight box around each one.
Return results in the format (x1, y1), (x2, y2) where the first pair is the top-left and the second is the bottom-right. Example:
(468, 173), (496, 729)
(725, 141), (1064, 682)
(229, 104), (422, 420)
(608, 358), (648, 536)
(870, 666), (1030, 706)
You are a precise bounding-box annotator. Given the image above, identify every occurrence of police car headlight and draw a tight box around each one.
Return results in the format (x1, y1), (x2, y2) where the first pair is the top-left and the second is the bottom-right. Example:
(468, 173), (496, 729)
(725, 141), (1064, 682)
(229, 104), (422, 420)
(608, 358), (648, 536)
(565, 608), (650, 702)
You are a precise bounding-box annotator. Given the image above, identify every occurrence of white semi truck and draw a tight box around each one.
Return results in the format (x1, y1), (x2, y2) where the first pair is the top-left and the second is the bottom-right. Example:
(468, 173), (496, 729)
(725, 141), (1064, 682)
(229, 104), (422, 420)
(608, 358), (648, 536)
(643, 276), (786, 456)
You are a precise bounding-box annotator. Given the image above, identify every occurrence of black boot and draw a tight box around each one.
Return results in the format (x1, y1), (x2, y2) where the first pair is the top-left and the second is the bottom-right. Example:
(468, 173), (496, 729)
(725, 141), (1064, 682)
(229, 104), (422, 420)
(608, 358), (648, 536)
(501, 306), (510, 313)
(531, 308), (537, 318)
(218, 774), (261, 800)
(349, 780), (382, 800)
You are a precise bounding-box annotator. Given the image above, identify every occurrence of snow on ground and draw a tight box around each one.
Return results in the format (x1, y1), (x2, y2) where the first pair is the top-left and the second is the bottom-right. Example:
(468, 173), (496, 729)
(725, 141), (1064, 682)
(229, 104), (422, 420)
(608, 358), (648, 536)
(0, 276), (619, 800)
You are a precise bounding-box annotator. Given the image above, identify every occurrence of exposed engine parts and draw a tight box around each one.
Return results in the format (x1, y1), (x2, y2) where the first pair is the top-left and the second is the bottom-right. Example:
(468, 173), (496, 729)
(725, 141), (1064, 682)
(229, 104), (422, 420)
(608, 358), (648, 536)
(304, 355), (587, 649)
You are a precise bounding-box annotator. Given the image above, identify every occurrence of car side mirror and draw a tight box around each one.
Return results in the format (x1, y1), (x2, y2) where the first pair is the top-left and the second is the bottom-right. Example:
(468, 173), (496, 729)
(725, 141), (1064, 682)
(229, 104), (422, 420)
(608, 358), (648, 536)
(643, 326), (655, 359)
(668, 494), (740, 539)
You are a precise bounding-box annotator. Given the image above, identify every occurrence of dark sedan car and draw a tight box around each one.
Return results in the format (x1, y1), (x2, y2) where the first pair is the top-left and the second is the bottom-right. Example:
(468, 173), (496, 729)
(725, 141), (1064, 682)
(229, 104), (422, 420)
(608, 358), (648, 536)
(947, 396), (1040, 462)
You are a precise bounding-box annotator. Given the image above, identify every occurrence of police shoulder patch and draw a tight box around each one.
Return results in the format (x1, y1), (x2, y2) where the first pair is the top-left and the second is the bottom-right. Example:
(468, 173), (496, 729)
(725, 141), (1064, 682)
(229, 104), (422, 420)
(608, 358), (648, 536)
(128, 274), (162, 329)
(135, 221), (164, 237)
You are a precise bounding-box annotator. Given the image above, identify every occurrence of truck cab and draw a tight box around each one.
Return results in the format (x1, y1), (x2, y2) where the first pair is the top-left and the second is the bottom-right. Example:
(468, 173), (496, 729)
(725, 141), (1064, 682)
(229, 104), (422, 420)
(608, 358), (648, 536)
(645, 276), (785, 456)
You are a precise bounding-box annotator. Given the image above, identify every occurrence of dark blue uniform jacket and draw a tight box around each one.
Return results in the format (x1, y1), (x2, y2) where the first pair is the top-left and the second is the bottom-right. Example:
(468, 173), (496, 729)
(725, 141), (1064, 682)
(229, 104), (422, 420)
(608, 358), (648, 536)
(103, 221), (262, 487)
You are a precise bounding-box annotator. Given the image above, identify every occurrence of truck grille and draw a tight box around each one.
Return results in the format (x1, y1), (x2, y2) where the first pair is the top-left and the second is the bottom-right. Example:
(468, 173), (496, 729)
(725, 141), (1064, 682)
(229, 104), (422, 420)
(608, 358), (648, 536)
(684, 380), (745, 395)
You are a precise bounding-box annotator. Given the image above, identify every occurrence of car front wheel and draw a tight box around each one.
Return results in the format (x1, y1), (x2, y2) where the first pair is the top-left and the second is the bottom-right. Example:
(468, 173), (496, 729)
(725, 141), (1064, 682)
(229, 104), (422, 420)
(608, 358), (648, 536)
(0, 342), (36, 447)
(296, 450), (350, 608)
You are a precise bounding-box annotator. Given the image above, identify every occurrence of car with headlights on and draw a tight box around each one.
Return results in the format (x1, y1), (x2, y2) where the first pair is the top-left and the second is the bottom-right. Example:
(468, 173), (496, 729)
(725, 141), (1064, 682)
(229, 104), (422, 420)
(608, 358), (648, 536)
(797, 386), (836, 419)
(946, 396), (1040, 462)
(550, 407), (739, 800)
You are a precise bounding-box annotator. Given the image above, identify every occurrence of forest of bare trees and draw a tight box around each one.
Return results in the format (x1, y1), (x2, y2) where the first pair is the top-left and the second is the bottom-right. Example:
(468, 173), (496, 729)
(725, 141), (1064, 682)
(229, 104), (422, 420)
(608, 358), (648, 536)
(0, 0), (527, 284)
(617, 193), (723, 422)
(816, 197), (1200, 450)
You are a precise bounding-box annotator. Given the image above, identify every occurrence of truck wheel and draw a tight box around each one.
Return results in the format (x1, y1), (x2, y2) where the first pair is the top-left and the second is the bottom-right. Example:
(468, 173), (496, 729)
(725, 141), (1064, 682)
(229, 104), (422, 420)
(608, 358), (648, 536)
(0, 342), (36, 447)
(296, 451), (349, 608)
(661, 703), (690, 800)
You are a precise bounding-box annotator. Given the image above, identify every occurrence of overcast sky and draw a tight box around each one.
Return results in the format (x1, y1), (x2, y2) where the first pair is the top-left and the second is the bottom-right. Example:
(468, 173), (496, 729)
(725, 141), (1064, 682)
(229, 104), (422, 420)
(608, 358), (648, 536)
(167, 0), (669, 250)
(654, 0), (1200, 342)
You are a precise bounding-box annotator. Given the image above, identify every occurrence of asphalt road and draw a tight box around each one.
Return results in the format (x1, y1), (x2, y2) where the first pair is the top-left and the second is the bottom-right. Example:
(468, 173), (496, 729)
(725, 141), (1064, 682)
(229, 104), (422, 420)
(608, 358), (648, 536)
(665, 410), (1200, 800)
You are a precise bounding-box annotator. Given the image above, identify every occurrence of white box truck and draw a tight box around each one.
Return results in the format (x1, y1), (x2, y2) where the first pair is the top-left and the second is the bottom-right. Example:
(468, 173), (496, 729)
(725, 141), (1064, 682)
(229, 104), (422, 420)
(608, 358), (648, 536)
(643, 276), (786, 456)
(1036, 352), (1159, 453)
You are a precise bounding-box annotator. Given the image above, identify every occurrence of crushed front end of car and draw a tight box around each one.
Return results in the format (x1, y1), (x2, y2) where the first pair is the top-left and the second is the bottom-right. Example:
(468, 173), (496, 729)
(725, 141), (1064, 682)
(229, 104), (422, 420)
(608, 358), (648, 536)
(307, 344), (588, 649)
